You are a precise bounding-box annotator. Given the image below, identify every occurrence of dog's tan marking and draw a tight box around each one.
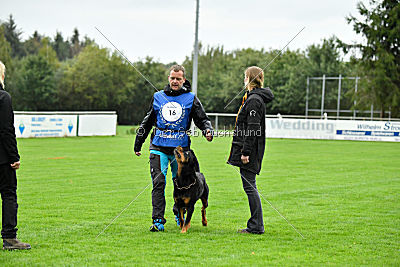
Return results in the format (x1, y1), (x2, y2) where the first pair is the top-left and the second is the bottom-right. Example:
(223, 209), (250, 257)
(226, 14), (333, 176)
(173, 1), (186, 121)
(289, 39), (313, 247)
(201, 207), (207, 226)
(201, 197), (208, 226)
(175, 146), (185, 177)
(179, 208), (185, 230)
(181, 222), (191, 234)
(177, 163), (182, 178)
(182, 197), (191, 205)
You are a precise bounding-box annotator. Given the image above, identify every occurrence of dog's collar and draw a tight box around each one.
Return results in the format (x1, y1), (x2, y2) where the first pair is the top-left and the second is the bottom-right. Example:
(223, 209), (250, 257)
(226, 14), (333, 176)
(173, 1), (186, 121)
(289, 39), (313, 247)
(173, 178), (196, 190)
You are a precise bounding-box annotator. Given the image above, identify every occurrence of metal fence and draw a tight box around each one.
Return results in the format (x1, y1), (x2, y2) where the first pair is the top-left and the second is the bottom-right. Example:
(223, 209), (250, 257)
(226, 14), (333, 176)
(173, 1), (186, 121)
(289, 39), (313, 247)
(306, 75), (392, 120)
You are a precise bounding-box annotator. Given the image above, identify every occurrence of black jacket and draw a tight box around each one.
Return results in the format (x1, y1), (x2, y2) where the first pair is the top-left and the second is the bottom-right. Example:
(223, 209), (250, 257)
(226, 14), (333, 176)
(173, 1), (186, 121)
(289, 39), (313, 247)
(0, 83), (20, 165)
(134, 80), (213, 155)
(227, 87), (274, 174)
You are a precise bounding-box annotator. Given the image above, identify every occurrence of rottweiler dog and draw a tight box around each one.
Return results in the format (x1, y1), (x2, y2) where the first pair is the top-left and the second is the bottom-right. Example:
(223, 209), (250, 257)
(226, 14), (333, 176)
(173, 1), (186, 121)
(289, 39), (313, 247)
(173, 146), (209, 233)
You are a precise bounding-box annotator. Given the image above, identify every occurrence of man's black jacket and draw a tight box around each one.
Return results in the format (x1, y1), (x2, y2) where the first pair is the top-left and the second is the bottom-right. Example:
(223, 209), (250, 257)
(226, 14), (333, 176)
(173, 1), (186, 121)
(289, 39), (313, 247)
(0, 83), (19, 165)
(134, 80), (213, 155)
(227, 87), (274, 175)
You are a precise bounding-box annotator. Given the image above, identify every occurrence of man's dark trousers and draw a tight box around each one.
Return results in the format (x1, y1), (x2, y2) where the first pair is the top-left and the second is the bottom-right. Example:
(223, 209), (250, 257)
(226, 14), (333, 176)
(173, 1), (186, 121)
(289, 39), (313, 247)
(0, 164), (18, 239)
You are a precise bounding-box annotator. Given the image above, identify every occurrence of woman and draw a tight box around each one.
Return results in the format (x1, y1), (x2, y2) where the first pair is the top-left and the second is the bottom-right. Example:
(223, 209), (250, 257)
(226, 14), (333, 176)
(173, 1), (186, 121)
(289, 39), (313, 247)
(227, 66), (274, 234)
(0, 61), (31, 249)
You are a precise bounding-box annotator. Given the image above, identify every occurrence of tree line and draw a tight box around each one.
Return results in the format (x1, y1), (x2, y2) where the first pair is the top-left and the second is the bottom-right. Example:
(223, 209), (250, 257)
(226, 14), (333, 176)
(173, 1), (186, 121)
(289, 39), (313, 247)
(0, 1), (398, 124)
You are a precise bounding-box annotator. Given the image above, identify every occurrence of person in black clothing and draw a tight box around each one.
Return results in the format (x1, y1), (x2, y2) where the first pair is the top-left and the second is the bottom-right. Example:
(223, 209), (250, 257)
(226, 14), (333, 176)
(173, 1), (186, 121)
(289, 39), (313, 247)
(0, 61), (31, 249)
(227, 66), (274, 234)
(134, 65), (213, 232)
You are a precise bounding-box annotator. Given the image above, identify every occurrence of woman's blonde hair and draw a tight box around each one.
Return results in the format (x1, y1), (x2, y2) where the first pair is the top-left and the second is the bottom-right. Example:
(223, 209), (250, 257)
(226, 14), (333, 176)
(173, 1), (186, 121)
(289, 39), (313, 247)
(0, 61), (5, 89)
(245, 66), (264, 90)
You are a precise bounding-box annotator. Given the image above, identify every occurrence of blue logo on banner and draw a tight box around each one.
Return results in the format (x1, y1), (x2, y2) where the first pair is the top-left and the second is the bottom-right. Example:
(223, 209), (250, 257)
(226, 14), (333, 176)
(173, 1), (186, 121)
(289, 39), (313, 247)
(68, 122), (73, 133)
(19, 122), (25, 134)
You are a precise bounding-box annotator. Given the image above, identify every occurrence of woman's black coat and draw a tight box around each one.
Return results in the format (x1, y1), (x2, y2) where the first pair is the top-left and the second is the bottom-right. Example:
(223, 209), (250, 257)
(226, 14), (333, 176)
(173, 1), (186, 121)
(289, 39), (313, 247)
(227, 87), (274, 174)
(0, 83), (19, 165)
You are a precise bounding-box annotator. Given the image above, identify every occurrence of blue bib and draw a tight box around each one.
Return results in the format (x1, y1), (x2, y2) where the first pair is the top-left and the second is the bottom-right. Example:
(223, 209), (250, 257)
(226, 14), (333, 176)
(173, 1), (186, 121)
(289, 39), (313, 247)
(152, 91), (194, 147)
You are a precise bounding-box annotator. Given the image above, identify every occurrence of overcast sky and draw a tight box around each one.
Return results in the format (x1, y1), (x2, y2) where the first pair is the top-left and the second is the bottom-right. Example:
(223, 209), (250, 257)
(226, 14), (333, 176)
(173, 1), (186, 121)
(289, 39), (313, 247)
(1, 0), (365, 64)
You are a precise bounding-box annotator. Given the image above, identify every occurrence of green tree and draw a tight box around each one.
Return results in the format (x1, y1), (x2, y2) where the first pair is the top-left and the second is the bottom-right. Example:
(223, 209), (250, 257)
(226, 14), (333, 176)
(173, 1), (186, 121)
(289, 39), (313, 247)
(24, 31), (42, 55)
(14, 54), (57, 110)
(265, 49), (308, 115)
(0, 25), (13, 71)
(57, 45), (135, 112)
(70, 28), (82, 57)
(52, 31), (70, 61)
(58, 45), (110, 110)
(0, 25), (18, 101)
(183, 45), (261, 114)
(303, 38), (350, 116)
(2, 15), (25, 58)
(341, 0), (400, 118)
(123, 57), (167, 123)
(57, 45), (166, 123)
(38, 37), (59, 68)
(81, 35), (95, 48)
(182, 43), (347, 117)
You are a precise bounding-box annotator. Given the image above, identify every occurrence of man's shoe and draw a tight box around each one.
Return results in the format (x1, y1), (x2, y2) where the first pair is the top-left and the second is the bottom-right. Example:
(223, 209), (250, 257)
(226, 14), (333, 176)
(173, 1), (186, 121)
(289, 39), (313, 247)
(149, 219), (165, 232)
(3, 238), (31, 250)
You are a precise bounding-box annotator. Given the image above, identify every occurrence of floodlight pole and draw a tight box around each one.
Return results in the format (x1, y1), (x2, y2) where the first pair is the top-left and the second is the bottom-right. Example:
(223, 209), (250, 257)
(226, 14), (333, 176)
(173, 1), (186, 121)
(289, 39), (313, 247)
(192, 0), (200, 96)
(191, 0), (200, 134)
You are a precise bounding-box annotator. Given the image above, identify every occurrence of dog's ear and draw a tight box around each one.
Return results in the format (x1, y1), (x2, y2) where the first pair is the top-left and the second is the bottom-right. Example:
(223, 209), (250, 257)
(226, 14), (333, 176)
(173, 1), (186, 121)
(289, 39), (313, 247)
(190, 150), (200, 172)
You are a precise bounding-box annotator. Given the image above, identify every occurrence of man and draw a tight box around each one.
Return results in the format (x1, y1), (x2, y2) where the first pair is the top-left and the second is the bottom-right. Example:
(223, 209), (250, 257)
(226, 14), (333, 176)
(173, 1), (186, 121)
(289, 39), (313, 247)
(0, 61), (31, 249)
(134, 65), (213, 232)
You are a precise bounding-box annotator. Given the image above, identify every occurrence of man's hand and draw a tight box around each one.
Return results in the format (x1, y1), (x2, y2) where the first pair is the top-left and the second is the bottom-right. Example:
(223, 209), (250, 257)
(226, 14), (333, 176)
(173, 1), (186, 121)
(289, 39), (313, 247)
(10, 161), (20, 169)
(205, 129), (213, 142)
(135, 151), (141, 156)
(241, 155), (249, 164)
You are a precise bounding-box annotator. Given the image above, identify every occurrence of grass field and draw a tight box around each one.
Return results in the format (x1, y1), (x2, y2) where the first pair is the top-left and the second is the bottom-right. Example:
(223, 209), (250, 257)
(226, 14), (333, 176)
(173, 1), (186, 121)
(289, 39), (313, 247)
(1, 126), (399, 265)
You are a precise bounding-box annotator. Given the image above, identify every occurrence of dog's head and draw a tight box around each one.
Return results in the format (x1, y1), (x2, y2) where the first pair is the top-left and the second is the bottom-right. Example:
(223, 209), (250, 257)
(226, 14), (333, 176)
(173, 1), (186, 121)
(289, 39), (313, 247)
(174, 146), (194, 166)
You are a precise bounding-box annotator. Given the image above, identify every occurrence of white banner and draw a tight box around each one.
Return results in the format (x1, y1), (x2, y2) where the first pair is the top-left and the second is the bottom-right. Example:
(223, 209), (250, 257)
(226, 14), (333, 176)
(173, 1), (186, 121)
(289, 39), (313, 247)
(266, 118), (400, 142)
(15, 115), (77, 138)
(78, 115), (117, 136)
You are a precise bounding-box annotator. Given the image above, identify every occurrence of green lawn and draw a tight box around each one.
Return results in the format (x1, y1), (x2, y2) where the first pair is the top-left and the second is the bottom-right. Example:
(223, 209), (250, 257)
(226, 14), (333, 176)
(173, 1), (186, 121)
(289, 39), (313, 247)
(1, 129), (399, 265)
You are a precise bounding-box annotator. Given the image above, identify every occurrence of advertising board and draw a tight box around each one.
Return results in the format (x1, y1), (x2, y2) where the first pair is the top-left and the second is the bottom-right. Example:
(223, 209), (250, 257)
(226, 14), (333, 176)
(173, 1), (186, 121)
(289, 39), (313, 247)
(266, 119), (400, 142)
